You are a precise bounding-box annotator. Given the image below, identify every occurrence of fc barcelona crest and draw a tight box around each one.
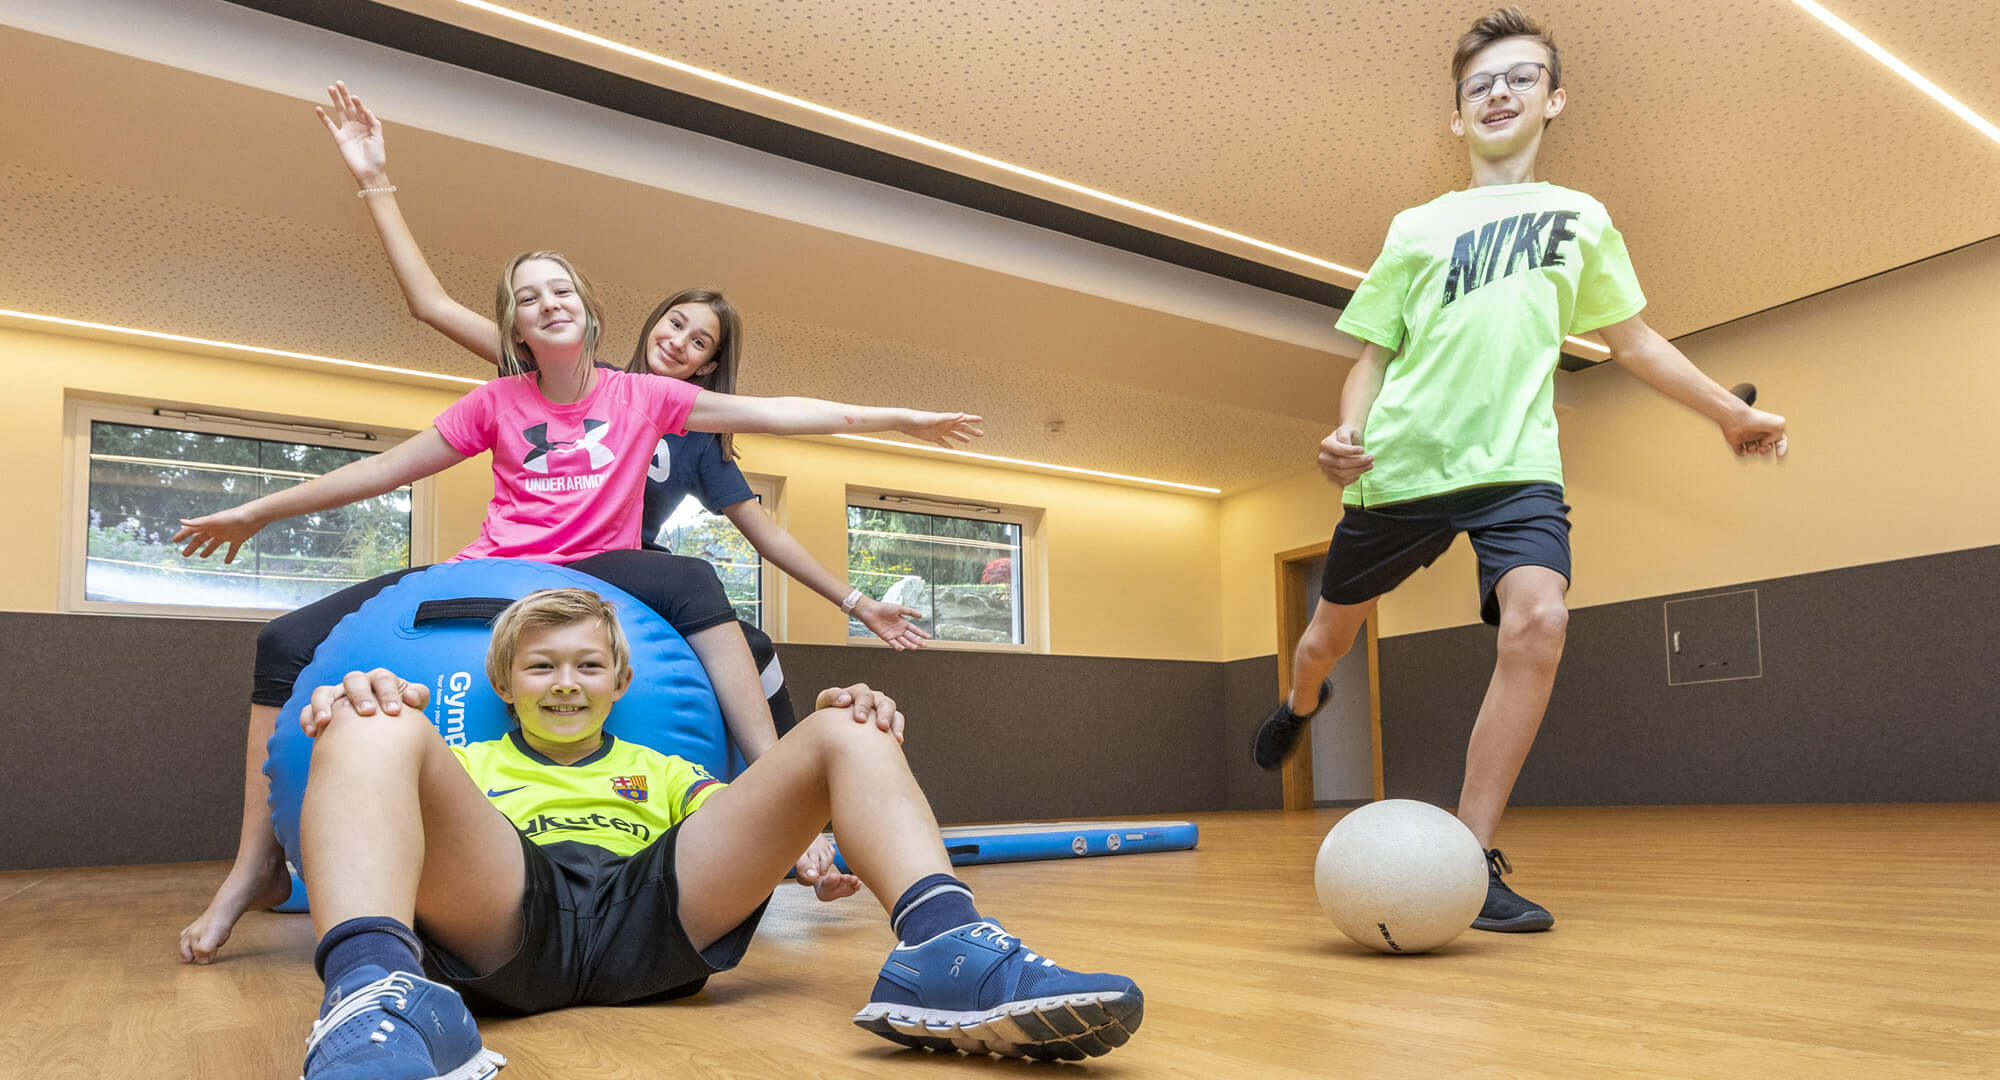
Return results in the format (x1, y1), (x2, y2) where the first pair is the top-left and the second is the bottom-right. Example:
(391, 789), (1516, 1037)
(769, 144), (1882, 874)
(611, 774), (649, 803)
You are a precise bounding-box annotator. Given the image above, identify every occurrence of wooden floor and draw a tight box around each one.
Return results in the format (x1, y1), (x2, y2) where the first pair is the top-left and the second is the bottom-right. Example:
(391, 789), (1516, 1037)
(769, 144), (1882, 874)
(3, 805), (1997, 1079)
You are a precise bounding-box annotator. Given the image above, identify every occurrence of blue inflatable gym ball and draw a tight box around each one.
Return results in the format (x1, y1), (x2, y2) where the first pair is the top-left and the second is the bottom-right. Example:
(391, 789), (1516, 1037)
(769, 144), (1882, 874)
(263, 560), (737, 912)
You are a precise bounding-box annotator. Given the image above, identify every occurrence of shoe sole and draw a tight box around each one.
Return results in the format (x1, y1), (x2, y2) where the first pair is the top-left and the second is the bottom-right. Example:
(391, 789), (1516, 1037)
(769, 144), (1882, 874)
(431, 1047), (508, 1080)
(852, 989), (1144, 1061)
(1472, 912), (1554, 933)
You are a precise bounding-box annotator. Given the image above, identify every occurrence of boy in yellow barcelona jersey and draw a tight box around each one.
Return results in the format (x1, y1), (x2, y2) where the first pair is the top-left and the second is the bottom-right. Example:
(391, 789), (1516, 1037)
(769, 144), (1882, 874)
(292, 589), (1141, 1079)
(1253, 8), (1790, 932)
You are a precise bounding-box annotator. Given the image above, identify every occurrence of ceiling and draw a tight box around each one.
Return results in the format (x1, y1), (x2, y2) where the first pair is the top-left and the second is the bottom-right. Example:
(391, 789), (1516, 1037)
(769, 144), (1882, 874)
(371, 0), (2000, 338)
(6, 0), (1998, 495)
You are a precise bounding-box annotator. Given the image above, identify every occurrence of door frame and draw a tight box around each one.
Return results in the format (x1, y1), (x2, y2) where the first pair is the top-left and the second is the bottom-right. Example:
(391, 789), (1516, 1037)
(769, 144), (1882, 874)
(1273, 541), (1384, 810)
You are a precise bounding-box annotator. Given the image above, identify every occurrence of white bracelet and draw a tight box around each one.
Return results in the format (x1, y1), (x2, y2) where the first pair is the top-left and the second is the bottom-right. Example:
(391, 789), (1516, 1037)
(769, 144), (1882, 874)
(839, 587), (863, 614)
(356, 185), (398, 197)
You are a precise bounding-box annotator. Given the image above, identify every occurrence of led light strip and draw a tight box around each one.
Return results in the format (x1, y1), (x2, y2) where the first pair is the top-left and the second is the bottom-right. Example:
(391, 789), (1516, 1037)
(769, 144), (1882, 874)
(1, 310), (486, 387)
(1793, 1), (2000, 146)
(439, 2), (1610, 359)
(831, 434), (1221, 494)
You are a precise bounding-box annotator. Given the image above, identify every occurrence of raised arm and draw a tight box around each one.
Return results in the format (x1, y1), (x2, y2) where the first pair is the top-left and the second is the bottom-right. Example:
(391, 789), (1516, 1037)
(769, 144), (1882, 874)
(1318, 341), (1391, 486)
(172, 429), (467, 563)
(1595, 314), (1788, 457)
(687, 393), (983, 446)
(722, 500), (931, 649)
(317, 82), (504, 366)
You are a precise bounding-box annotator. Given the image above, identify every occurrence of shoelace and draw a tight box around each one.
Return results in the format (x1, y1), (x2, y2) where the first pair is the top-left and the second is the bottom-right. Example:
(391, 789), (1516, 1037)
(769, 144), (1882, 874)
(966, 922), (1057, 969)
(305, 973), (416, 1052)
(1486, 848), (1513, 877)
(966, 922), (1015, 949)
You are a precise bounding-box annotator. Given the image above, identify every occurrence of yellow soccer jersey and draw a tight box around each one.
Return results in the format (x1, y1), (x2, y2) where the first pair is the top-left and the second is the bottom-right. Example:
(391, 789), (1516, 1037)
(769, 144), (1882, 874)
(452, 731), (725, 857)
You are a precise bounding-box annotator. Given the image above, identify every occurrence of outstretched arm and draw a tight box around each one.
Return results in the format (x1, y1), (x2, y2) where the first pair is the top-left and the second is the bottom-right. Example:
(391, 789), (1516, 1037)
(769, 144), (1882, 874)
(172, 429), (466, 563)
(317, 82), (504, 366)
(1318, 341), (1390, 486)
(723, 500), (930, 650)
(687, 393), (981, 446)
(1596, 314), (1788, 457)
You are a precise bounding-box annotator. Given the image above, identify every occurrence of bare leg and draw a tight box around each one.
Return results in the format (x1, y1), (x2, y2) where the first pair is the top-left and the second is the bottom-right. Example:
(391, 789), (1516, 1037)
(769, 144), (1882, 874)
(1288, 598), (1377, 714)
(180, 703), (294, 964)
(686, 621), (780, 764)
(673, 707), (950, 950)
(300, 703), (526, 973)
(1457, 566), (1569, 849)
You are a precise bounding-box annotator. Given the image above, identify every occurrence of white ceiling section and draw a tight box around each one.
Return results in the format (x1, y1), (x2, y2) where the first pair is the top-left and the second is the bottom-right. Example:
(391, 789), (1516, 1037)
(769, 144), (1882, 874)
(6, 0), (1999, 494)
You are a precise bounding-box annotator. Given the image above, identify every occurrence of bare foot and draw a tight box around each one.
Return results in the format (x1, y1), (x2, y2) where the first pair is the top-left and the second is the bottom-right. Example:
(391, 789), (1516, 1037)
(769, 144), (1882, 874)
(179, 855), (292, 964)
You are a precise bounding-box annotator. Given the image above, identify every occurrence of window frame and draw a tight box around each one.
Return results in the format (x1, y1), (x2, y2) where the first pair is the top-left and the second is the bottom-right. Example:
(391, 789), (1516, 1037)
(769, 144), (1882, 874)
(61, 397), (438, 621)
(844, 486), (1042, 653)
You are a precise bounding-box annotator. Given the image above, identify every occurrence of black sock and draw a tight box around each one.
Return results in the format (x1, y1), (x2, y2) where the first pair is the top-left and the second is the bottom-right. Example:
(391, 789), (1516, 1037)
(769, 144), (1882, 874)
(315, 916), (423, 1004)
(890, 873), (981, 946)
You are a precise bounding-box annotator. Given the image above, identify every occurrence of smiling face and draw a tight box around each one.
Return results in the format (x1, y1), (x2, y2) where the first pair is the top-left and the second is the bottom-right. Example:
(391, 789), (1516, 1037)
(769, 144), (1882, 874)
(1450, 36), (1565, 162)
(508, 257), (588, 356)
(494, 618), (632, 757)
(640, 302), (724, 379)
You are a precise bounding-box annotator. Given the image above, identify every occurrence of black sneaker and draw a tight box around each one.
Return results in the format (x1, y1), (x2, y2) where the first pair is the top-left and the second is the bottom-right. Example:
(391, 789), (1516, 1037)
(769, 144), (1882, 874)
(1250, 678), (1330, 771)
(1472, 848), (1553, 932)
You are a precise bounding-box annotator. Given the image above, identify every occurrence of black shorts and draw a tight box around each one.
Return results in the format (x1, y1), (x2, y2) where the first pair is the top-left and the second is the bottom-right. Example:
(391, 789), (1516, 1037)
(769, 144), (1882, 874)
(1319, 482), (1571, 627)
(418, 825), (770, 1016)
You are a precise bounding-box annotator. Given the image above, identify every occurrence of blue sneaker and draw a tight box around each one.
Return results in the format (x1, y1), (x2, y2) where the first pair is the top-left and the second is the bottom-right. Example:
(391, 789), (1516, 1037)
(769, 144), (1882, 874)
(852, 922), (1143, 1061)
(301, 966), (507, 1080)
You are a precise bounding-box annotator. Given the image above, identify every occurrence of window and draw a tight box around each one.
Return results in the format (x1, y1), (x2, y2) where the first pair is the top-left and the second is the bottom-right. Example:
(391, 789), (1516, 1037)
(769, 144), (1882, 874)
(64, 400), (434, 619)
(846, 488), (1037, 650)
(649, 475), (781, 631)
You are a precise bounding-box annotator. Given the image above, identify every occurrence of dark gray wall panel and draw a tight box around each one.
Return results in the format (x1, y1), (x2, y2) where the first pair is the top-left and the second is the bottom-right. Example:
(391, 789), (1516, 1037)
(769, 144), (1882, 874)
(1, 614), (1267, 870)
(1219, 655), (1285, 811)
(1, 612), (258, 871)
(774, 645), (1233, 824)
(1377, 545), (2000, 806)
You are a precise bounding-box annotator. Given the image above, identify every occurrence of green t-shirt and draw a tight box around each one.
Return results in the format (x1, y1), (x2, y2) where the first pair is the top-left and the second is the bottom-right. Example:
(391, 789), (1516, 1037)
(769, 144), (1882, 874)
(1333, 182), (1646, 506)
(453, 730), (724, 857)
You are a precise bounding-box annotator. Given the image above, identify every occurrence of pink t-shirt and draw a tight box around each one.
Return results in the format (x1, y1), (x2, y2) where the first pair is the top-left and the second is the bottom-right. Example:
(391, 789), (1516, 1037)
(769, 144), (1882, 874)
(433, 368), (701, 562)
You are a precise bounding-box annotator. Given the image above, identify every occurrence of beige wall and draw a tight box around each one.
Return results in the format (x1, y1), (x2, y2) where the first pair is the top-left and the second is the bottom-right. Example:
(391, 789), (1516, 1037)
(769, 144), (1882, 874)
(725, 433), (1220, 658)
(1221, 236), (2000, 651)
(9, 324), (1224, 662)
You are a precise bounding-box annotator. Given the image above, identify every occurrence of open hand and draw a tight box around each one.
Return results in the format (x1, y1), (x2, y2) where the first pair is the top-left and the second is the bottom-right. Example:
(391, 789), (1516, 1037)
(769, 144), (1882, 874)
(855, 597), (931, 651)
(794, 833), (861, 902)
(815, 682), (905, 742)
(904, 412), (983, 447)
(1317, 424), (1373, 486)
(299, 668), (430, 738)
(1722, 407), (1788, 458)
(172, 507), (264, 563)
(315, 81), (389, 185)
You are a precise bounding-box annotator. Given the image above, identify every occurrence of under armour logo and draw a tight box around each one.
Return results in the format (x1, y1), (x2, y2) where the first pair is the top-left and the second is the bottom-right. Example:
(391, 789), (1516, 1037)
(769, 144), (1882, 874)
(647, 435), (673, 482)
(522, 419), (614, 474)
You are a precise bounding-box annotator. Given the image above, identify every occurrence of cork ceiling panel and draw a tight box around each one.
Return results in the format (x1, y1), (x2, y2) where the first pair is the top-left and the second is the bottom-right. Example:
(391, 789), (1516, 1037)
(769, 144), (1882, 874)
(401, 0), (2000, 337)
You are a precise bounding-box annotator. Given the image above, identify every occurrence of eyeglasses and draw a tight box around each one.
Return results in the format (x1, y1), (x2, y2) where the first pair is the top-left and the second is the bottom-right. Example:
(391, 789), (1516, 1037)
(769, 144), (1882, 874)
(1458, 61), (1549, 103)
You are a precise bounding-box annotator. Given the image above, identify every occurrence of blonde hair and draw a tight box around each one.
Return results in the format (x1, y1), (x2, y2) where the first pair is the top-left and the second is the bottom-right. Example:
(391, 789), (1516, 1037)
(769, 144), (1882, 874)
(494, 250), (605, 380)
(485, 589), (631, 697)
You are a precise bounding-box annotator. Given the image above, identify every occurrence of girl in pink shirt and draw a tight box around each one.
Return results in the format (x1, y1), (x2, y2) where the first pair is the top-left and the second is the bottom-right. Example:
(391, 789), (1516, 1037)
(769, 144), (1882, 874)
(173, 247), (979, 963)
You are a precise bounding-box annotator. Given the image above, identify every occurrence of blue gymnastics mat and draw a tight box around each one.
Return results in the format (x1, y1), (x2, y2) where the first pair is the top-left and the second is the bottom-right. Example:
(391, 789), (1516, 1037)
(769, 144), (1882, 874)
(833, 820), (1198, 871)
(275, 819), (1205, 910)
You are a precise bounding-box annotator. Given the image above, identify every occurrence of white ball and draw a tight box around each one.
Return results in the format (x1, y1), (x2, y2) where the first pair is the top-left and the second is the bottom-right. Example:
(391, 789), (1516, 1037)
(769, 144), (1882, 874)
(1314, 799), (1488, 954)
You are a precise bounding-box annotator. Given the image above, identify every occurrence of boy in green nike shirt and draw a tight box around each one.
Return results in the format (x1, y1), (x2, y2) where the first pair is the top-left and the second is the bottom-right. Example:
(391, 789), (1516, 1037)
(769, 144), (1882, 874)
(1253, 8), (1789, 931)
(288, 589), (1143, 1079)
